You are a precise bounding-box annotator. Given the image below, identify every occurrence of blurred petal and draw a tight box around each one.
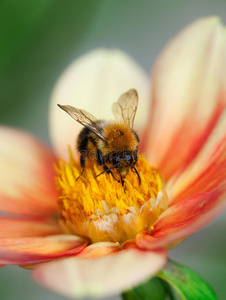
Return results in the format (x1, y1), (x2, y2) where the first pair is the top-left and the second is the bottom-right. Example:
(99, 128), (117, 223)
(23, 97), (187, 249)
(144, 17), (226, 181)
(0, 235), (86, 265)
(33, 248), (167, 298)
(0, 217), (60, 238)
(167, 109), (226, 204)
(20, 242), (121, 270)
(49, 48), (150, 160)
(77, 242), (120, 258)
(0, 127), (58, 216)
(136, 187), (226, 250)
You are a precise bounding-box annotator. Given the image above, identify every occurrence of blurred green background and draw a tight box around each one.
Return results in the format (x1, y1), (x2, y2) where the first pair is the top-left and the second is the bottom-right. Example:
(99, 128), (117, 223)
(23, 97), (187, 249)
(0, 0), (225, 299)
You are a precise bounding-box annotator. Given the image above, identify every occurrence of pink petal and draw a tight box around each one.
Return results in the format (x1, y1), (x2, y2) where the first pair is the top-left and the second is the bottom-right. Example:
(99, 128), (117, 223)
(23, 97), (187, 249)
(49, 49), (150, 160)
(77, 242), (120, 258)
(136, 187), (226, 250)
(0, 217), (60, 238)
(0, 250), (45, 265)
(0, 127), (58, 216)
(144, 17), (226, 181)
(33, 248), (167, 298)
(0, 235), (87, 265)
(167, 109), (226, 204)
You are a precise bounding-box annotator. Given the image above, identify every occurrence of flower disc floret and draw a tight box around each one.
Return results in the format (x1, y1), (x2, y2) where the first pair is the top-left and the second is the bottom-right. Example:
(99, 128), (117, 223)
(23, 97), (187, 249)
(55, 149), (168, 243)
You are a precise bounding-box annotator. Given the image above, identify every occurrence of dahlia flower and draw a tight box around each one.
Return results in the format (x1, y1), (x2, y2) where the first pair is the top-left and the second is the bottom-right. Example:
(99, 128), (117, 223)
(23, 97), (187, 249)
(0, 17), (225, 298)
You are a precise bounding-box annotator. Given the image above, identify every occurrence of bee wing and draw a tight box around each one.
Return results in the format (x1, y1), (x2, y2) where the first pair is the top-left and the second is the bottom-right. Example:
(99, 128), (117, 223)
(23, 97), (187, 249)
(112, 89), (138, 129)
(58, 104), (106, 141)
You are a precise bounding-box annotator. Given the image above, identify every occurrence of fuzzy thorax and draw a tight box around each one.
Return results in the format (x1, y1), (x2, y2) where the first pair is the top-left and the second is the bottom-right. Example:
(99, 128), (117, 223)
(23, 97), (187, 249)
(97, 123), (138, 156)
(55, 149), (168, 243)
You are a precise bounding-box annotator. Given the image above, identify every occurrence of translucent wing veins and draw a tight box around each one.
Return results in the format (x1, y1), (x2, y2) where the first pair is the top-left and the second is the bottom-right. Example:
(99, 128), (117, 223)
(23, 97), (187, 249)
(58, 104), (106, 141)
(112, 89), (138, 128)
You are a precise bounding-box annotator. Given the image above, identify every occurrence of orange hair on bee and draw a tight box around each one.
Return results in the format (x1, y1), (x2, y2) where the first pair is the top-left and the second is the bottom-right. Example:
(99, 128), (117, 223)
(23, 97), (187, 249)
(101, 123), (138, 155)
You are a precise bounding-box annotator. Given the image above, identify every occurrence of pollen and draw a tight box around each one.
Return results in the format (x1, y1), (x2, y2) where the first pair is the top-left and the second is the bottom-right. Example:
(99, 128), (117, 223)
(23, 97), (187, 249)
(55, 148), (168, 243)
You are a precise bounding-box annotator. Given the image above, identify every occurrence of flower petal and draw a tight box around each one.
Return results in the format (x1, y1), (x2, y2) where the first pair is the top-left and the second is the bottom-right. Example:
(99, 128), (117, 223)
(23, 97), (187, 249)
(33, 248), (167, 298)
(167, 109), (226, 204)
(0, 235), (87, 265)
(0, 127), (58, 216)
(144, 17), (226, 181)
(136, 187), (226, 250)
(0, 217), (60, 238)
(77, 242), (120, 258)
(49, 48), (150, 160)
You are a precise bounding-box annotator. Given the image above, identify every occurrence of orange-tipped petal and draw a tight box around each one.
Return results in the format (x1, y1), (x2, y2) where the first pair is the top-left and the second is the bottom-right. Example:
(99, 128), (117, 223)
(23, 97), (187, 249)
(0, 217), (60, 238)
(49, 48), (150, 160)
(167, 109), (226, 204)
(136, 187), (226, 250)
(77, 242), (120, 258)
(144, 17), (226, 181)
(33, 248), (167, 298)
(0, 235), (87, 265)
(0, 127), (58, 216)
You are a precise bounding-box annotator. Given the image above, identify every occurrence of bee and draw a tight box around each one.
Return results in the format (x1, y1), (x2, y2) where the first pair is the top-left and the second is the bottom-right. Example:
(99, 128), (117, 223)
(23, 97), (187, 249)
(58, 89), (140, 185)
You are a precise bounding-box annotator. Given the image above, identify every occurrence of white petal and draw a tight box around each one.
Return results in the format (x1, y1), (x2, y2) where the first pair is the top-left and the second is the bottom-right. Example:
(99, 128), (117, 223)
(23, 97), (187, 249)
(49, 48), (149, 160)
(33, 248), (166, 298)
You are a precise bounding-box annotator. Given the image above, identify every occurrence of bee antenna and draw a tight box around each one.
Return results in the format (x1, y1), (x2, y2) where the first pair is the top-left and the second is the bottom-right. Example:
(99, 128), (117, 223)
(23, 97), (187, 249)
(96, 163), (120, 178)
(132, 166), (141, 185)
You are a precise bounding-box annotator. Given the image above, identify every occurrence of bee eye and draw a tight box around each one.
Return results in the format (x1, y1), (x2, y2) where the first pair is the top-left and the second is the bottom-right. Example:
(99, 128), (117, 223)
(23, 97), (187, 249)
(132, 150), (138, 162)
(124, 151), (132, 162)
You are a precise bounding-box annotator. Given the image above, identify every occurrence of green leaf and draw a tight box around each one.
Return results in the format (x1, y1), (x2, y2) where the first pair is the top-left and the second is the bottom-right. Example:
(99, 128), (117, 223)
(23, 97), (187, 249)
(122, 277), (166, 300)
(157, 259), (218, 300)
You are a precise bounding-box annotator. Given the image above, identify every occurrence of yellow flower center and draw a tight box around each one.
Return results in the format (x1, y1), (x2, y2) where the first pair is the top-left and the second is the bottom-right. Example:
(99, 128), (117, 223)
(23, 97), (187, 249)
(55, 149), (168, 243)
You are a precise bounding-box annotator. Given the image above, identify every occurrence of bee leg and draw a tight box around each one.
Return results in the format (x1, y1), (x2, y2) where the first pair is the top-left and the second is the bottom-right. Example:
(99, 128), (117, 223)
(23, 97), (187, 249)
(76, 152), (86, 181)
(132, 166), (141, 185)
(120, 177), (125, 186)
(77, 129), (89, 180)
(96, 150), (120, 182)
(103, 165), (120, 182)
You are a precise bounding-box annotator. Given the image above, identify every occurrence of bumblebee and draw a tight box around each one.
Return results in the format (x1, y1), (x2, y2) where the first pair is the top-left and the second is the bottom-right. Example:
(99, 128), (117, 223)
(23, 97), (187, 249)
(58, 89), (140, 185)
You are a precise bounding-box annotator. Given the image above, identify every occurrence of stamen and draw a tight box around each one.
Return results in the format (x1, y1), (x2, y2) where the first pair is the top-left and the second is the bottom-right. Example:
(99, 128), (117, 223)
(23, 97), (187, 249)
(55, 148), (168, 243)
